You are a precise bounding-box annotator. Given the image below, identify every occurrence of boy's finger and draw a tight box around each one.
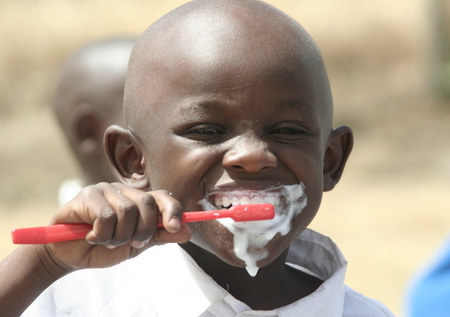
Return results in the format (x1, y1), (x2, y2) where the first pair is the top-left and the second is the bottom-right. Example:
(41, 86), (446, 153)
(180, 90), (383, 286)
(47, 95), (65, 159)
(52, 184), (117, 243)
(100, 184), (141, 245)
(79, 183), (138, 246)
(83, 183), (120, 244)
(150, 190), (184, 233)
(119, 188), (183, 237)
(113, 186), (161, 243)
(151, 224), (191, 246)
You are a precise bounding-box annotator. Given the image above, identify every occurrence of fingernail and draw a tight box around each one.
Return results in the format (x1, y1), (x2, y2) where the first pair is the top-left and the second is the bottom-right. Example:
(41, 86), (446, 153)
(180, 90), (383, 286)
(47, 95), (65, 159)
(130, 240), (145, 249)
(105, 244), (117, 249)
(130, 240), (149, 249)
(168, 217), (181, 231)
(129, 241), (144, 249)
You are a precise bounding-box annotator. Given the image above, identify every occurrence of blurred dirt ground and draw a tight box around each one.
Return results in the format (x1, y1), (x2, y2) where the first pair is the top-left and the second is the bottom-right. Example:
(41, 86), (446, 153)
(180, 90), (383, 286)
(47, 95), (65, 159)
(1, 1), (450, 316)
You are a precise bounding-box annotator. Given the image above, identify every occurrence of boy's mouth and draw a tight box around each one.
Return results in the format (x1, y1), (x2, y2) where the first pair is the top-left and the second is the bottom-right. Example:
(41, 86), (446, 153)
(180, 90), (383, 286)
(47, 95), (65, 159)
(197, 183), (307, 277)
(200, 184), (305, 219)
(210, 190), (281, 210)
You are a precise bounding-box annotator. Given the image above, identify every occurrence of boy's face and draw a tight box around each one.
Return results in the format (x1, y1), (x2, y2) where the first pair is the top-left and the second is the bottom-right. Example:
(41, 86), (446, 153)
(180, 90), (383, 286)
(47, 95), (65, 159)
(123, 9), (342, 269)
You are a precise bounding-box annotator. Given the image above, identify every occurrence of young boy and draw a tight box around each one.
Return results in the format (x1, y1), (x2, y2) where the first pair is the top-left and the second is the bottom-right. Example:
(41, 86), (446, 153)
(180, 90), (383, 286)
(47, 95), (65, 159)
(0, 1), (395, 316)
(53, 37), (135, 204)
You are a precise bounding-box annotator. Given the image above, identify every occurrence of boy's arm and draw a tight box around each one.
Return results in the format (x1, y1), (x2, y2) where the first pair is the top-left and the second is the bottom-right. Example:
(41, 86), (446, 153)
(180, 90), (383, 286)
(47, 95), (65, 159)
(0, 244), (68, 317)
(0, 183), (191, 316)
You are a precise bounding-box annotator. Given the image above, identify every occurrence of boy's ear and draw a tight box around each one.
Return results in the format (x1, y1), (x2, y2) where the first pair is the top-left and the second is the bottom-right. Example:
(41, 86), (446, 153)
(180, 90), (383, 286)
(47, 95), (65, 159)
(104, 125), (150, 190)
(323, 126), (353, 191)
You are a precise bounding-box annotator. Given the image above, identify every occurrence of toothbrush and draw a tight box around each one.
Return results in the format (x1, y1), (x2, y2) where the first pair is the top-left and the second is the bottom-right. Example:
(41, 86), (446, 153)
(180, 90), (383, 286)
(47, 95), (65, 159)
(11, 203), (274, 244)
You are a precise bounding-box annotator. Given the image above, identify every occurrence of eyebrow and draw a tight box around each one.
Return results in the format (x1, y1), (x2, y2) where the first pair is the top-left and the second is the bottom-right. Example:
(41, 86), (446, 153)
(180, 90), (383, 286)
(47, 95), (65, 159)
(177, 101), (224, 121)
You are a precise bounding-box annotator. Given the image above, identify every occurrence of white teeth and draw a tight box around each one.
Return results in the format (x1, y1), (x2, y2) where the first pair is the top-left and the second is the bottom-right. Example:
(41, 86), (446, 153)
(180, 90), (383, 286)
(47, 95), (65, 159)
(241, 196), (250, 205)
(249, 197), (263, 204)
(212, 191), (282, 209)
(222, 197), (231, 208)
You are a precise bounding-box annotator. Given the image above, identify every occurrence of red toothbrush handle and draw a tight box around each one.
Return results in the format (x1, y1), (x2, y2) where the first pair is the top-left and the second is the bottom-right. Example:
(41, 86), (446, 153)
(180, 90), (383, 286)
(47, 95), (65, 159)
(156, 209), (234, 226)
(12, 204), (275, 244)
(11, 223), (93, 244)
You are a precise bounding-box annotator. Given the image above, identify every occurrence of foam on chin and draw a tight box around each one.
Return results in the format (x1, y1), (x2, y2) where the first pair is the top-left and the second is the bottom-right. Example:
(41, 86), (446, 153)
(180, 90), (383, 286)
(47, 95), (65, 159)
(198, 183), (307, 277)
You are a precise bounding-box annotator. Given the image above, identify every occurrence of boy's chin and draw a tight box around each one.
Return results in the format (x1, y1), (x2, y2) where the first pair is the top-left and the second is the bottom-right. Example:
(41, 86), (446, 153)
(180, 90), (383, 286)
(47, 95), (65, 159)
(189, 223), (288, 274)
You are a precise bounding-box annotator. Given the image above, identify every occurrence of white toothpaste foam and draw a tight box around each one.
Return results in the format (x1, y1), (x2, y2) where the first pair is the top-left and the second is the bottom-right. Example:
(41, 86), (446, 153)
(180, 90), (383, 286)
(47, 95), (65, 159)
(198, 183), (307, 277)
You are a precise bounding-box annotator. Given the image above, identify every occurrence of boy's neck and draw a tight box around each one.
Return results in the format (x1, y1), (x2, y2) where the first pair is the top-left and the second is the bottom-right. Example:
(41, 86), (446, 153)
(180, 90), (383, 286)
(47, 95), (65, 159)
(179, 242), (323, 310)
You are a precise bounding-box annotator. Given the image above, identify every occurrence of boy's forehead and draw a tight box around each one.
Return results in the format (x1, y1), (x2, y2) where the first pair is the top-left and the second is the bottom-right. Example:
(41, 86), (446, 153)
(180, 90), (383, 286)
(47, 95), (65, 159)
(124, 0), (333, 131)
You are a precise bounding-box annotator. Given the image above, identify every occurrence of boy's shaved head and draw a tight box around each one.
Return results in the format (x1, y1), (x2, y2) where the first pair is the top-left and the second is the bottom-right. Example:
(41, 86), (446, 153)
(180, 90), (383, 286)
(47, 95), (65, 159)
(124, 0), (333, 138)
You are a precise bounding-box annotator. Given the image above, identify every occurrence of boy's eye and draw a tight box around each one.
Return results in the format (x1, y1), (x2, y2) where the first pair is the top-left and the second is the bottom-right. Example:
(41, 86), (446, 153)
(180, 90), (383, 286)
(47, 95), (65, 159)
(183, 124), (226, 141)
(269, 123), (307, 141)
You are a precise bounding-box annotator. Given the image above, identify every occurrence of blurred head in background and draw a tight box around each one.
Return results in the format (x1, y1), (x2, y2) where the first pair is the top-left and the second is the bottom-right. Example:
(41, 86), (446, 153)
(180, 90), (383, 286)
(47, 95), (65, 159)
(54, 36), (135, 204)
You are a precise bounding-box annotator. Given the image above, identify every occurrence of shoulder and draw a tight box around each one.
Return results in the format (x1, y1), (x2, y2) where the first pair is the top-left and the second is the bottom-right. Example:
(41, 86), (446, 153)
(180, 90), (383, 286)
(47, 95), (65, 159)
(343, 286), (395, 317)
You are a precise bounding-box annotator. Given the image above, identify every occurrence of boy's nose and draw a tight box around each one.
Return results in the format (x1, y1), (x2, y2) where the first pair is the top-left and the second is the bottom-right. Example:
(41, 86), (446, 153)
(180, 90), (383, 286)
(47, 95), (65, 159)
(222, 136), (277, 173)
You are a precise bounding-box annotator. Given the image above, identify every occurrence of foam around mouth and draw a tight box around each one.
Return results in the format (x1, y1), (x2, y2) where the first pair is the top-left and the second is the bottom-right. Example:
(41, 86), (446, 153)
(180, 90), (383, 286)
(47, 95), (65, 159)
(198, 183), (307, 277)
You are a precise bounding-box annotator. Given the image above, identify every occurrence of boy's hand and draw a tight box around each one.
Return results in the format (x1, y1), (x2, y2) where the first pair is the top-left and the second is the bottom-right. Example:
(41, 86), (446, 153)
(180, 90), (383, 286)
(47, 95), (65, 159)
(43, 182), (191, 272)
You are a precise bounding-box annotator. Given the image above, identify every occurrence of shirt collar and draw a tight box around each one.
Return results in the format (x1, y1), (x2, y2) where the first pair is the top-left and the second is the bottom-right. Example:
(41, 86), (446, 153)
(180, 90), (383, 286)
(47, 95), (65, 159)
(178, 229), (348, 317)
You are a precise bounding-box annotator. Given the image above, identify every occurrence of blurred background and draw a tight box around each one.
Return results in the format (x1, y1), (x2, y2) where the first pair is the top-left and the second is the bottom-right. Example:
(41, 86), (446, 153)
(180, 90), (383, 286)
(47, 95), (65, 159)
(1, 1), (449, 315)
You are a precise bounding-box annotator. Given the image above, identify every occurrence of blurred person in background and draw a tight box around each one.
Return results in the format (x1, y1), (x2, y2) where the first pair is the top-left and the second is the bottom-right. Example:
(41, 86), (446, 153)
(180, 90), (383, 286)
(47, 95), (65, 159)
(54, 37), (135, 204)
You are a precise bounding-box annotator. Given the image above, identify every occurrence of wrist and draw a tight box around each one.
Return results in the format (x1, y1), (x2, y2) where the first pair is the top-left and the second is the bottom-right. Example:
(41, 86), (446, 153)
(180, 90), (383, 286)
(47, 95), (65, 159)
(34, 245), (73, 283)
(0, 245), (72, 317)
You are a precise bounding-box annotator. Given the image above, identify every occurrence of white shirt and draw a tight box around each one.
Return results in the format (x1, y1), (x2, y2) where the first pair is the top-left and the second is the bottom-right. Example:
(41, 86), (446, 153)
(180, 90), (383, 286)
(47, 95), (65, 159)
(57, 179), (84, 206)
(22, 229), (394, 316)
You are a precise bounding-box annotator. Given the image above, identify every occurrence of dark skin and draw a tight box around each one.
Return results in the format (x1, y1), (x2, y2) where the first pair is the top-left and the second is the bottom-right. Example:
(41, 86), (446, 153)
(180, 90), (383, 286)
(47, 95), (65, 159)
(110, 0), (352, 309)
(0, 1), (353, 315)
